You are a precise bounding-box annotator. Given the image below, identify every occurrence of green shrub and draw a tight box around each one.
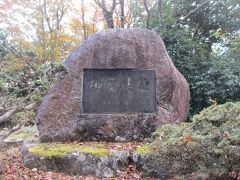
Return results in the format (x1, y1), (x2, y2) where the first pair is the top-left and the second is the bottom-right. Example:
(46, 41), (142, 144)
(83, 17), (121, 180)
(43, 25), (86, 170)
(0, 61), (68, 126)
(149, 102), (240, 179)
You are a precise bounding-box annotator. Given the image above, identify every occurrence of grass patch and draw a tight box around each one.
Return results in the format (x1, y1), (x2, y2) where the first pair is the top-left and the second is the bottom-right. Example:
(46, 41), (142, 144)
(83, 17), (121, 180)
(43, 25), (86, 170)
(29, 143), (113, 158)
(135, 144), (152, 155)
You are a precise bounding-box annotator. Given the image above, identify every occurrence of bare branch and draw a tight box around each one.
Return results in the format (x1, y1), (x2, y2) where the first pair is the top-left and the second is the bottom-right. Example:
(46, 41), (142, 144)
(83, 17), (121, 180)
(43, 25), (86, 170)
(81, 0), (87, 40)
(94, 0), (105, 10)
(143, 0), (151, 15)
(110, 0), (116, 13)
(94, 0), (116, 28)
(0, 124), (21, 141)
(56, 0), (64, 29)
(43, 0), (52, 32)
(143, 0), (157, 29)
(0, 102), (39, 124)
(172, 0), (210, 28)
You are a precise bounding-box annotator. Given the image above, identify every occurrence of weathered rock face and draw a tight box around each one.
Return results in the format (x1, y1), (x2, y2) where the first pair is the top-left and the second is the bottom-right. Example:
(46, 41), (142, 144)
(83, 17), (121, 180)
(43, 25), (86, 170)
(37, 28), (190, 142)
(21, 142), (167, 179)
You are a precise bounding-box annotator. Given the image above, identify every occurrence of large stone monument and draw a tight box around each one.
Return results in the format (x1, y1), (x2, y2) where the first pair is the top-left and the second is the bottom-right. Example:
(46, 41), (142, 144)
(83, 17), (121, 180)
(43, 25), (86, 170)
(37, 28), (190, 142)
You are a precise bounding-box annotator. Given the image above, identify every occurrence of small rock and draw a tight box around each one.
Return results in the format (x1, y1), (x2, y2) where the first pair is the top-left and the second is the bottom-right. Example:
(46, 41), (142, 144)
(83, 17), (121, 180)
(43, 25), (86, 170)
(77, 153), (86, 162)
(102, 167), (114, 178)
(115, 136), (126, 142)
(115, 151), (132, 171)
(143, 138), (152, 142)
(133, 135), (138, 140)
(32, 168), (38, 172)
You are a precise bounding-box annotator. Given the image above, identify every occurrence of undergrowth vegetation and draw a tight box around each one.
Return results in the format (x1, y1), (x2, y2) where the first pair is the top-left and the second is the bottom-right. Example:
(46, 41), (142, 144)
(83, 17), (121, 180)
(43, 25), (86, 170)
(146, 102), (240, 179)
(0, 62), (68, 127)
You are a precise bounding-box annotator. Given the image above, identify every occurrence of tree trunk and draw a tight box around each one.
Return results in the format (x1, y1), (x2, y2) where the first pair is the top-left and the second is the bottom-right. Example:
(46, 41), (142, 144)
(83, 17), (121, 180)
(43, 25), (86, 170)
(143, 0), (156, 29)
(103, 11), (114, 29)
(81, 0), (87, 40)
(94, 0), (116, 29)
(158, 0), (164, 32)
(143, 0), (150, 29)
(119, 0), (125, 28)
(172, 0), (210, 29)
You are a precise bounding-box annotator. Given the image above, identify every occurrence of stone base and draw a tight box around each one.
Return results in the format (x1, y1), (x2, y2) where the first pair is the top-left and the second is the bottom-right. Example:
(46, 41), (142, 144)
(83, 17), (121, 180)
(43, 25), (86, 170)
(21, 143), (131, 178)
(22, 142), (168, 179)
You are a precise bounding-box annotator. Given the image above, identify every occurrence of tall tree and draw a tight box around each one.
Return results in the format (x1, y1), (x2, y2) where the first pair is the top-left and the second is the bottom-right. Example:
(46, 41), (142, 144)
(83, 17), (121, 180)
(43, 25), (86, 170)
(80, 0), (87, 40)
(27, 0), (73, 61)
(143, 0), (156, 29)
(94, 0), (117, 28)
(130, 0), (240, 115)
(119, 0), (125, 28)
(70, 2), (101, 42)
(157, 0), (164, 31)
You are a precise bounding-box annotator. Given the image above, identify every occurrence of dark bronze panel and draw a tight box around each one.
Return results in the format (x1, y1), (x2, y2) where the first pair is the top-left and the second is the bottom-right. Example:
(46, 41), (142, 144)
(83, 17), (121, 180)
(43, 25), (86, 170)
(83, 69), (156, 113)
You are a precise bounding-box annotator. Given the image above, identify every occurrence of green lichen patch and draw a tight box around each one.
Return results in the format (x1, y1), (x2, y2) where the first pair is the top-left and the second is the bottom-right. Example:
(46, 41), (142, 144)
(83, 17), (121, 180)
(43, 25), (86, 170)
(135, 144), (152, 155)
(29, 143), (113, 158)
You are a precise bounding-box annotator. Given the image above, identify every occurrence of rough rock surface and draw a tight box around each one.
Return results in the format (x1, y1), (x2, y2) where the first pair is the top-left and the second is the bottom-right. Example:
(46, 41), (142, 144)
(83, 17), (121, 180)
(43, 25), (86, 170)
(37, 28), (190, 142)
(22, 143), (131, 178)
(21, 143), (168, 179)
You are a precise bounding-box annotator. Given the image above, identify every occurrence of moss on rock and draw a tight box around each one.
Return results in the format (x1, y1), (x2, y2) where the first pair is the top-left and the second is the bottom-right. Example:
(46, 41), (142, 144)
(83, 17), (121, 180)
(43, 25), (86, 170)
(135, 144), (152, 155)
(28, 143), (113, 158)
(80, 146), (113, 157)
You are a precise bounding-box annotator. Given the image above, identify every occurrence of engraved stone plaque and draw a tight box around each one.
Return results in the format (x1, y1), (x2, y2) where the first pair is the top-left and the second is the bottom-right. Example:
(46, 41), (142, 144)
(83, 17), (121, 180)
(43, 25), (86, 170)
(83, 69), (156, 113)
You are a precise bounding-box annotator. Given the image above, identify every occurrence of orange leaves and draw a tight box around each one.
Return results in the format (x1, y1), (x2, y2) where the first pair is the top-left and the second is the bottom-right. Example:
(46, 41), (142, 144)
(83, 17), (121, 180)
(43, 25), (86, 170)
(182, 136), (193, 143)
